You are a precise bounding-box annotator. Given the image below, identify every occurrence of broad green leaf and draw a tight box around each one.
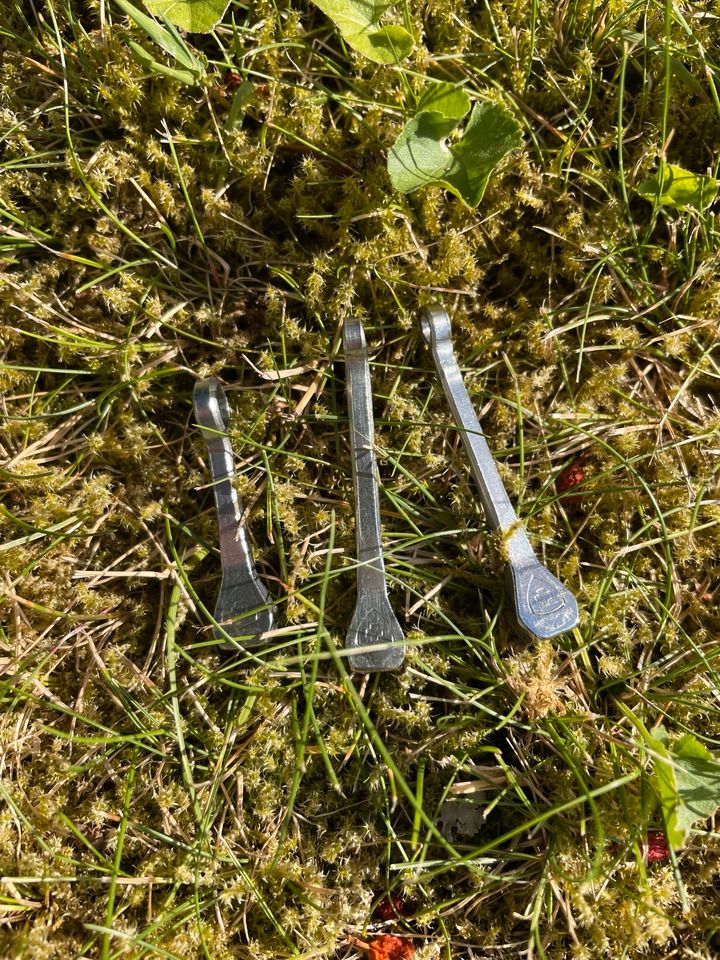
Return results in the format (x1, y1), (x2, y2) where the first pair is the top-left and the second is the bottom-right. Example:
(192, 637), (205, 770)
(362, 24), (413, 63)
(443, 102), (524, 206)
(388, 98), (522, 207)
(143, 0), (229, 32)
(649, 726), (720, 848)
(387, 111), (462, 195)
(417, 82), (470, 120)
(309, 0), (413, 64)
(227, 79), (255, 129)
(637, 162), (719, 210)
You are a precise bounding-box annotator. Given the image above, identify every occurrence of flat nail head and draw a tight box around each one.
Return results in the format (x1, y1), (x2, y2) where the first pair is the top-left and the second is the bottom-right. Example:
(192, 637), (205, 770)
(506, 563), (579, 639)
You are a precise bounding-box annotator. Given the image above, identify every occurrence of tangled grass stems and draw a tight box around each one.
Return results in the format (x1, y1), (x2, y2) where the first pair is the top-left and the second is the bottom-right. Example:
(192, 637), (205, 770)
(2, 0), (720, 957)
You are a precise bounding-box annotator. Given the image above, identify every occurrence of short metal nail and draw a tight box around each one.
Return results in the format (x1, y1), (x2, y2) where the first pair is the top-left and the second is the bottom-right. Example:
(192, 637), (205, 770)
(419, 305), (579, 639)
(343, 318), (404, 672)
(193, 378), (277, 646)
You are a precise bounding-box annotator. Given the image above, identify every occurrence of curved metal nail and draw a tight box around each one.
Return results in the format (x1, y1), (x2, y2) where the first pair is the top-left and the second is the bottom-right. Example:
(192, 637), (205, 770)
(193, 378), (277, 646)
(420, 305), (579, 639)
(343, 318), (404, 672)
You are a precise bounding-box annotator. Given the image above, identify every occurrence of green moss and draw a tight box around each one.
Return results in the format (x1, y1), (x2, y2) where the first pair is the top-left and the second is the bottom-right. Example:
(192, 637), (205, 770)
(1, 0), (720, 957)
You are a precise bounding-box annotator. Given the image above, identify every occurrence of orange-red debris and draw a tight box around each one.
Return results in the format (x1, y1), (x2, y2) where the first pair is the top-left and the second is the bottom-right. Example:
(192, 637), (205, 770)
(556, 461), (586, 509)
(373, 894), (407, 921)
(368, 934), (415, 960)
(223, 69), (244, 89)
(646, 830), (670, 862)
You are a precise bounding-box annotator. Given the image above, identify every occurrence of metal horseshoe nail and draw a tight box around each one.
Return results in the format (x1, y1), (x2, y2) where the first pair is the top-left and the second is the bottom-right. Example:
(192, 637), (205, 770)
(193, 378), (277, 646)
(343, 317), (404, 672)
(419, 305), (579, 639)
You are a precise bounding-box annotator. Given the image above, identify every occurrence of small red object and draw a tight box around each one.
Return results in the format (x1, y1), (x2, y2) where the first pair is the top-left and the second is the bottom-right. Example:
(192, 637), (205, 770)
(374, 895), (406, 921)
(556, 461), (585, 509)
(368, 935), (414, 960)
(646, 831), (670, 862)
(223, 69), (244, 89)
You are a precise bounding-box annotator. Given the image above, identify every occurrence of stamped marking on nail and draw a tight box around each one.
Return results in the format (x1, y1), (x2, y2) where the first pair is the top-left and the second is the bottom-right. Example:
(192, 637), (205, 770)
(526, 574), (567, 617)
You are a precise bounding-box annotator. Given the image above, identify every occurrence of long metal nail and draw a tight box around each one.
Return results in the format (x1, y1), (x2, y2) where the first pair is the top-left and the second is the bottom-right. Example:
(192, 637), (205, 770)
(193, 378), (277, 646)
(343, 317), (404, 672)
(419, 305), (579, 639)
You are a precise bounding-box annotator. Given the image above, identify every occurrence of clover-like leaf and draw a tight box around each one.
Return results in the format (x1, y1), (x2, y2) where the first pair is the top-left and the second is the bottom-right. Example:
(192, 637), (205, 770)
(637, 162), (719, 210)
(310, 0), (413, 64)
(416, 83), (470, 120)
(143, 0), (229, 32)
(443, 101), (524, 206)
(388, 88), (522, 207)
(649, 726), (720, 849)
(387, 111), (463, 195)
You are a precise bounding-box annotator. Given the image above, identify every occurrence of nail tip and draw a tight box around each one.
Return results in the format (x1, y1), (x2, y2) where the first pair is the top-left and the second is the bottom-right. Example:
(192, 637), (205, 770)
(349, 657), (404, 674)
(513, 593), (579, 639)
(345, 601), (405, 672)
(348, 638), (405, 673)
(213, 603), (278, 646)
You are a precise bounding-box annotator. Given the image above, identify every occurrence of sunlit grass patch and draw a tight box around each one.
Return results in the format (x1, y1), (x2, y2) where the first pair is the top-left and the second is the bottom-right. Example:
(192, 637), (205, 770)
(1, 0), (720, 957)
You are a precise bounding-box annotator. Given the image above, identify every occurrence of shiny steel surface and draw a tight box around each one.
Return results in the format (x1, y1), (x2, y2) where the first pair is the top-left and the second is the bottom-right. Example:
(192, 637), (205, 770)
(193, 378), (277, 646)
(343, 318), (404, 671)
(420, 305), (579, 639)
